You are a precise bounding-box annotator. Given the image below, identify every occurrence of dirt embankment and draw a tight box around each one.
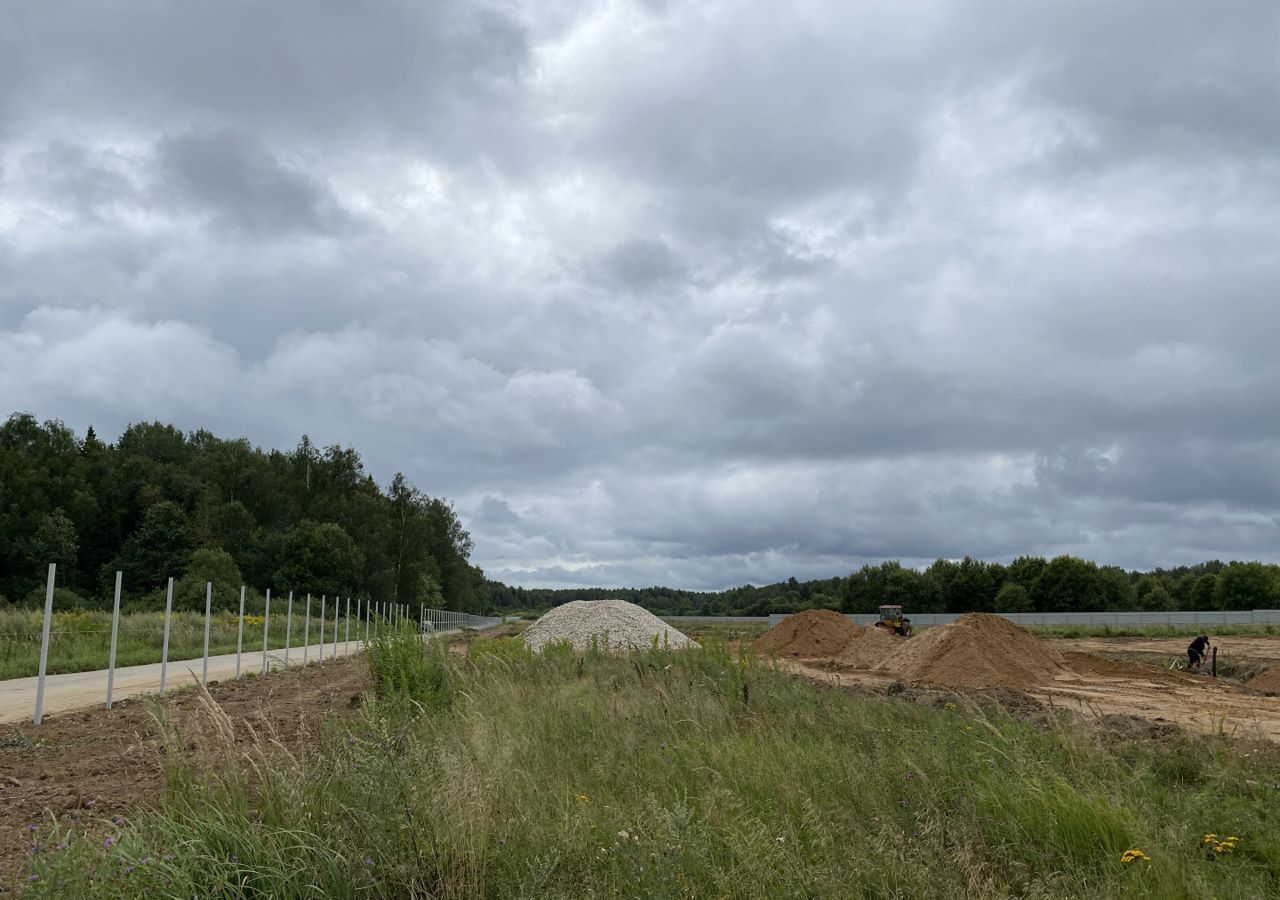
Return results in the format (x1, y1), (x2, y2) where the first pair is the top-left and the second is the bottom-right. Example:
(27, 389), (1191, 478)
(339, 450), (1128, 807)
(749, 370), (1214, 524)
(1249, 665), (1280, 694)
(0, 655), (372, 890)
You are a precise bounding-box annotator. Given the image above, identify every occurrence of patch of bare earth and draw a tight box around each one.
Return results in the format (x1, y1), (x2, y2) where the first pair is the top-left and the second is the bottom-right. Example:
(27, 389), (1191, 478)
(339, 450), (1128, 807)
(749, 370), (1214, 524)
(777, 655), (1280, 744)
(0, 655), (372, 890)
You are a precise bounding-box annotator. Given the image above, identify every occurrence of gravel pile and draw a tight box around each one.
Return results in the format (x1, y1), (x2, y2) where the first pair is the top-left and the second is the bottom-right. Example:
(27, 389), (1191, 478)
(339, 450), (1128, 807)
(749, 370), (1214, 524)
(521, 599), (698, 653)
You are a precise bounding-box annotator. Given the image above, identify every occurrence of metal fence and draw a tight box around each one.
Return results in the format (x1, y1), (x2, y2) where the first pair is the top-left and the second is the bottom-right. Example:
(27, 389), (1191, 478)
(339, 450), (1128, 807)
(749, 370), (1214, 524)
(8, 564), (502, 725)
(417, 605), (505, 632)
(660, 610), (1280, 627)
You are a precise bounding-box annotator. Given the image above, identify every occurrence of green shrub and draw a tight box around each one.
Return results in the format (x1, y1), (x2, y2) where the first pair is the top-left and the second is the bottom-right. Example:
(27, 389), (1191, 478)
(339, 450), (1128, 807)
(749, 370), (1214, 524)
(365, 623), (452, 711)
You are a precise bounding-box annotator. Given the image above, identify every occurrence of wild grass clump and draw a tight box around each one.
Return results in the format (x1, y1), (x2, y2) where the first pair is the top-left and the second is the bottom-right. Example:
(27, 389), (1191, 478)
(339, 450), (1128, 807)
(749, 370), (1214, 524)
(20, 638), (1280, 899)
(365, 623), (452, 711)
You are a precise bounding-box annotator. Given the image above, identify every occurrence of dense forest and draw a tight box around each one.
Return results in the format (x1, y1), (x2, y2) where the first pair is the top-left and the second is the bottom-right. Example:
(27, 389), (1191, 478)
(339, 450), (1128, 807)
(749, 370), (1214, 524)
(0, 413), (485, 613)
(488, 558), (1280, 617)
(6, 412), (1279, 620)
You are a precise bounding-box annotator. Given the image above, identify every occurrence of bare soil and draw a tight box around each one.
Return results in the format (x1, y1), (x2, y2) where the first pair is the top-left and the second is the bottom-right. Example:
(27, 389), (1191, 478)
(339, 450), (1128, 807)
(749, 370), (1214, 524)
(779, 653), (1280, 744)
(0, 655), (371, 890)
(1249, 665), (1280, 694)
(1050, 635), (1280, 662)
(874, 613), (1072, 689)
(755, 610), (861, 659)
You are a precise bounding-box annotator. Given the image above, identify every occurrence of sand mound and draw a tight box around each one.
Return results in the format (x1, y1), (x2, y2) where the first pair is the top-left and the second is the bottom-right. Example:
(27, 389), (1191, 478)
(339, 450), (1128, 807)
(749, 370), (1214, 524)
(1063, 651), (1191, 686)
(834, 625), (903, 669)
(874, 613), (1071, 689)
(1248, 665), (1280, 694)
(755, 609), (861, 659)
(520, 599), (697, 653)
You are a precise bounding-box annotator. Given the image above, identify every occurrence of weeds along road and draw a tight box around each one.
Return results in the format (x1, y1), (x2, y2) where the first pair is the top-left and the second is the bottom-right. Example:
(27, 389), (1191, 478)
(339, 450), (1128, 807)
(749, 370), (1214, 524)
(0, 639), (369, 725)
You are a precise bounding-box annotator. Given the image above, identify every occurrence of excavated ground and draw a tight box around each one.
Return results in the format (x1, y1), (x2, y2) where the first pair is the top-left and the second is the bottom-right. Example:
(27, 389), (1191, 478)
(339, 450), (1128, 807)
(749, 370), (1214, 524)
(756, 613), (1280, 744)
(0, 655), (371, 891)
(781, 638), (1280, 744)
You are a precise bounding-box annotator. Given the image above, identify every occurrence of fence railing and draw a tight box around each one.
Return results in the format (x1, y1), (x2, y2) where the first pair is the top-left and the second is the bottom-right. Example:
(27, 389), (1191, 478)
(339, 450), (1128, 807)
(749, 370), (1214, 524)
(417, 606), (505, 632)
(6, 564), (501, 725)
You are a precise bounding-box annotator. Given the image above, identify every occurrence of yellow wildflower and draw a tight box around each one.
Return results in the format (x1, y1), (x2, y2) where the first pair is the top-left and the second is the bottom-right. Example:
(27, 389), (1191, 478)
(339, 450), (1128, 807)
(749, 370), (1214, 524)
(1120, 849), (1150, 864)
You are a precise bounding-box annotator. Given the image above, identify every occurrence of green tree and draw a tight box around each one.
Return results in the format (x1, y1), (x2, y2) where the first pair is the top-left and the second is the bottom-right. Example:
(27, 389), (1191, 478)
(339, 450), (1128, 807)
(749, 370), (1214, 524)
(994, 582), (1032, 613)
(112, 500), (195, 591)
(28, 508), (79, 585)
(1138, 580), (1174, 611)
(272, 520), (365, 597)
(1213, 562), (1280, 610)
(949, 557), (997, 612)
(1005, 556), (1047, 594)
(1032, 556), (1103, 613)
(842, 561), (925, 614)
(174, 547), (244, 611)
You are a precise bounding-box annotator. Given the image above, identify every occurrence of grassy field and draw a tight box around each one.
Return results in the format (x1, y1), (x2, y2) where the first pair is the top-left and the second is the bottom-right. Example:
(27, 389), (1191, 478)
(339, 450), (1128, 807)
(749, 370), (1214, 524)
(19, 628), (1280, 898)
(0, 608), (368, 680)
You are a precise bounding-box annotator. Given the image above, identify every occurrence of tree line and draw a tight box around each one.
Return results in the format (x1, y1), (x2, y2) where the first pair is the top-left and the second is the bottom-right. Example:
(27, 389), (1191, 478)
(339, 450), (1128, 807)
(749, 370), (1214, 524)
(488, 557), (1280, 618)
(0, 413), (485, 613)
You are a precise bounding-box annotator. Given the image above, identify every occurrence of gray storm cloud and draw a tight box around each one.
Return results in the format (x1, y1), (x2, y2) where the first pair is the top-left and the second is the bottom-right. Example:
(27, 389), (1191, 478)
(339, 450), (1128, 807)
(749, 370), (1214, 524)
(1, 0), (1278, 588)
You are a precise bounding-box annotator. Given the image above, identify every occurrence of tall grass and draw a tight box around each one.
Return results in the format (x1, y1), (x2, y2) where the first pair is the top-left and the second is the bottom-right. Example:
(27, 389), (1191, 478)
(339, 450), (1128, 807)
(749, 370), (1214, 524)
(19, 637), (1280, 898)
(0, 608), (350, 679)
(365, 623), (452, 710)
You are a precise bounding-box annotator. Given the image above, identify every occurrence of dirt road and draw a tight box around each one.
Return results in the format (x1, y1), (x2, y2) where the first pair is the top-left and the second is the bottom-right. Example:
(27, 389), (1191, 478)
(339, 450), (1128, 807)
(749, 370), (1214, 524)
(0, 638), (366, 726)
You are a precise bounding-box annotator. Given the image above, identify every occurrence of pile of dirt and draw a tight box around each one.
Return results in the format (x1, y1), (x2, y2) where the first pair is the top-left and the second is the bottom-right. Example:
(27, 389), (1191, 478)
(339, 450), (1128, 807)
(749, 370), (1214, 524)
(520, 600), (697, 652)
(1248, 665), (1280, 694)
(873, 613), (1072, 689)
(755, 609), (861, 659)
(833, 625), (902, 669)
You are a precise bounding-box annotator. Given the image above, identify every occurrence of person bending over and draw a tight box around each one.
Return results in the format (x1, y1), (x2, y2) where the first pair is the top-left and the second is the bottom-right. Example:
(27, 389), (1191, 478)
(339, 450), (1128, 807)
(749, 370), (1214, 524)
(1187, 635), (1210, 672)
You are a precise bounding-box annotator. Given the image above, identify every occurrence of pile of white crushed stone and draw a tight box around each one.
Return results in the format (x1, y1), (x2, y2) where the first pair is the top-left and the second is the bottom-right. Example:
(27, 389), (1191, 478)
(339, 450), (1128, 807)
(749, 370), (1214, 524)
(520, 599), (699, 653)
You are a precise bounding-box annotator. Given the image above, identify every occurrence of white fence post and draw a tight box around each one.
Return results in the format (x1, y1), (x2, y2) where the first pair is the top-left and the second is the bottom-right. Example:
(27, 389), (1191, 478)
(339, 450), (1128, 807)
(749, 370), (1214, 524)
(202, 582), (212, 686)
(332, 593), (340, 655)
(33, 564), (57, 725)
(261, 588), (272, 675)
(285, 591), (294, 666)
(106, 570), (123, 709)
(159, 577), (174, 695)
(235, 585), (245, 679)
(356, 597), (362, 647)
(319, 595), (326, 662)
(304, 593), (312, 665)
(345, 596), (351, 656)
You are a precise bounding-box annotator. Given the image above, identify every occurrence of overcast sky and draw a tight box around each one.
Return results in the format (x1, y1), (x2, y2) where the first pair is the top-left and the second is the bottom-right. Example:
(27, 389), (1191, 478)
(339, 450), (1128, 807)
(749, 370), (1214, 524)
(2, 2), (1278, 589)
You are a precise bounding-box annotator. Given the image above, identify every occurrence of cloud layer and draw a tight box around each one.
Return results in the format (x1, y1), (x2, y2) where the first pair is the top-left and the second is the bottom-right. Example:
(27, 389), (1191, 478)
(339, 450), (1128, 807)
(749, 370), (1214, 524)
(3, 1), (1279, 588)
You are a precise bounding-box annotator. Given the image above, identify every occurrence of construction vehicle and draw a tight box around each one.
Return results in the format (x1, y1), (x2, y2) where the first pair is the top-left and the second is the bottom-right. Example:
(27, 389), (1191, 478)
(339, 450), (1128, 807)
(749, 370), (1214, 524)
(874, 605), (912, 637)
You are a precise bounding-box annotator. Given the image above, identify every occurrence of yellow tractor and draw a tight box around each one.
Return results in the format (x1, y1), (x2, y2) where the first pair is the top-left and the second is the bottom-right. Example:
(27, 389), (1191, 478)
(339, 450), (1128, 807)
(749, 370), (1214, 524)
(873, 605), (912, 637)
